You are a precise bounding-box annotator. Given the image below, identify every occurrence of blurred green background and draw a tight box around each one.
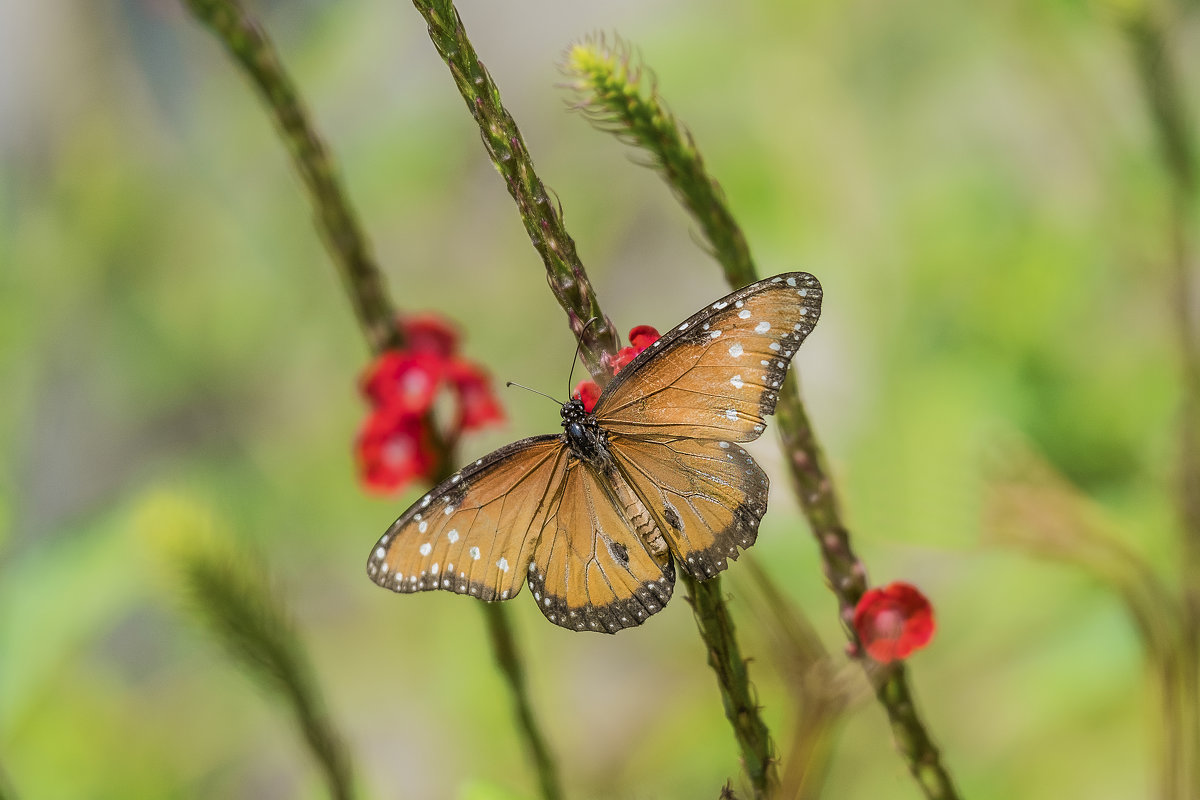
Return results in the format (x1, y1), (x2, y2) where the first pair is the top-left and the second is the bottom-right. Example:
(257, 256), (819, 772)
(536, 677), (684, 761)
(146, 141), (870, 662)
(2, 0), (1197, 798)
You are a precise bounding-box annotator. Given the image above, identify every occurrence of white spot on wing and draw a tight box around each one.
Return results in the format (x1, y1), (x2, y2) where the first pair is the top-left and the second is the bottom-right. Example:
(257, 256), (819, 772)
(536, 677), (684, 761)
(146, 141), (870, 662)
(769, 342), (781, 351)
(418, 520), (428, 533)
(497, 557), (510, 572)
(447, 529), (459, 543)
(755, 321), (771, 334)
(728, 343), (744, 358)
(470, 546), (481, 560)
(730, 375), (744, 389)
(374, 547), (385, 560)
(738, 309), (751, 319)
(419, 542), (432, 556)
(725, 408), (738, 421)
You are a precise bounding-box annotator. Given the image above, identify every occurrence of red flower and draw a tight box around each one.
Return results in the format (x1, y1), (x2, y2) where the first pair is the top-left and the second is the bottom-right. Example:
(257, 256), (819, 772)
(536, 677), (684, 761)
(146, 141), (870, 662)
(607, 346), (639, 374)
(628, 324), (659, 351)
(400, 313), (458, 358)
(446, 359), (505, 431)
(573, 325), (661, 412)
(605, 325), (661, 375)
(355, 405), (435, 494)
(852, 582), (935, 663)
(359, 351), (443, 411)
(355, 313), (503, 495)
(573, 379), (601, 413)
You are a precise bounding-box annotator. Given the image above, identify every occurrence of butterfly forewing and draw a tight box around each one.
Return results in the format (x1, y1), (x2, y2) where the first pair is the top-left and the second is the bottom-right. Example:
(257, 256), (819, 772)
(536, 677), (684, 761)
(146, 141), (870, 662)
(367, 436), (569, 601)
(528, 460), (675, 633)
(593, 272), (822, 442)
(611, 436), (769, 581)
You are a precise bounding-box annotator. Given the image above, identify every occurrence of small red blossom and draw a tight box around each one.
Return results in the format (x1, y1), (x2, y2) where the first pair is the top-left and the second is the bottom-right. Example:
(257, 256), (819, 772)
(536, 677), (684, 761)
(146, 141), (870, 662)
(852, 582), (935, 664)
(355, 405), (435, 494)
(400, 313), (458, 358)
(573, 379), (602, 413)
(574, 325), (661, 411)
(605, 325), (661, 375)
(359, 351), (444, 411)
(355, 312), (503, 494)
(446, 359), (505, 431)
(608, 346), (639, 374)
(628, 324), (660, 351)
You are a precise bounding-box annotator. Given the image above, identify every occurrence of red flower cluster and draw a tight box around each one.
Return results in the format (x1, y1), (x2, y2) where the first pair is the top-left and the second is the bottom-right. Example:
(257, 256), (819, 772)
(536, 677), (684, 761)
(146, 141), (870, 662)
(852, 582), (936, 664)
(356, 314), (503, 494)
(572, 324), (661, 412)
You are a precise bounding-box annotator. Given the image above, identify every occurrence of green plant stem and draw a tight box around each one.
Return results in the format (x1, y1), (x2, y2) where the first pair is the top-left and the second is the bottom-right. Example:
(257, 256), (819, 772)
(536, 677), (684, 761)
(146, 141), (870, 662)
(181, 2), (562, 796)
(741, 558), (850, 800)
(182, 0), (399, 354)
(1125, 7), (1200, 798)
(182, 547), (356, 800)
(482, 604), (564, 800)
(684, 574), (778, 799)
(562, 40), (961, 800)
(410, 0), (621, 380)
(408, 3), (777, 794)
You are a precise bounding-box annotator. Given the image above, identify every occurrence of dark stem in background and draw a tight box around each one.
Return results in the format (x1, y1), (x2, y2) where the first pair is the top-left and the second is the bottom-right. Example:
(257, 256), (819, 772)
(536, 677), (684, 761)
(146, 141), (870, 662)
(408, 2), (779, 796)
(482, 605), (563, 800)
(1125, 7), (1200, 798)
(182, 0), (397, 354)
(560, 40), (961, 800)
(182, 548), (357, 800)
(180, 2), (563, 798)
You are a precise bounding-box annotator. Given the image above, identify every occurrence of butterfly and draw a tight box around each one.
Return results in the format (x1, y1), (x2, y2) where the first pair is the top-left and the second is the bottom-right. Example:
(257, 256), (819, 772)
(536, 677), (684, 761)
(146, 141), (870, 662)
(366, 272), (823, 633)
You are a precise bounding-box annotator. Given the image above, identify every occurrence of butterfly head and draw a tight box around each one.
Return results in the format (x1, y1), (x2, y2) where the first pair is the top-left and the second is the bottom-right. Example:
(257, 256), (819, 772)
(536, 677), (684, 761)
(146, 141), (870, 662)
(561, 398), (609, 465)
(560, 398), (589, 425)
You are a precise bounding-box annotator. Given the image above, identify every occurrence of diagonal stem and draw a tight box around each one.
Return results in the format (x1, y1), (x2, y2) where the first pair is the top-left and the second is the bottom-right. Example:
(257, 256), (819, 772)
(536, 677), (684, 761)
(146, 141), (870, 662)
(1125, 8), (1200, 798)
(180, 1), (562, 796)
(408, 2), (778, 795)
(561, 40), (961, 799)
(482, 604), (564, 800)
(684, 574), (778, 798)
(409, 0), (621, 380)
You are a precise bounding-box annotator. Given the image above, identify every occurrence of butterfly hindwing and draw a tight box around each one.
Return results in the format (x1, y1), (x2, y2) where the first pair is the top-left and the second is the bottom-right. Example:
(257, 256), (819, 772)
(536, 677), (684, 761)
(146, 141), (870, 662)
(611, 436), (769, 582)
(528, 460), (675, 633)
(367, 436), (569, 601)
(593, 272), (822, 442)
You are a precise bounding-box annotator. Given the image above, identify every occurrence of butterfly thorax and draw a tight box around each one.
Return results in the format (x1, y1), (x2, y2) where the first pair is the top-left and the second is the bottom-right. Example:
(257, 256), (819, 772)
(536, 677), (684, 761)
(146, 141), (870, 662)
(561, 399), (610, 467)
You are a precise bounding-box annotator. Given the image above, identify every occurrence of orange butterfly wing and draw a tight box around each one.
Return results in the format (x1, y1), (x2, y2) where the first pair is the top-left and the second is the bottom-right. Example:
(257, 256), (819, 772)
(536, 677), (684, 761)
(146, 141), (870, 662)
(610, 436), (768, 581)
(593, 271), (822, 581)
(593, 272), (822, 442)
(367, 436), (568, 601)
(528, 460), (675, 633)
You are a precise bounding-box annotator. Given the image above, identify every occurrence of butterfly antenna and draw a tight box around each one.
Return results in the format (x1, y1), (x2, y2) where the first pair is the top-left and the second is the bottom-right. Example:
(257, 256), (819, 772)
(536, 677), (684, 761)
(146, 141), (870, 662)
(505, 381), (563, 406)
(566, 316), (601, 397)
